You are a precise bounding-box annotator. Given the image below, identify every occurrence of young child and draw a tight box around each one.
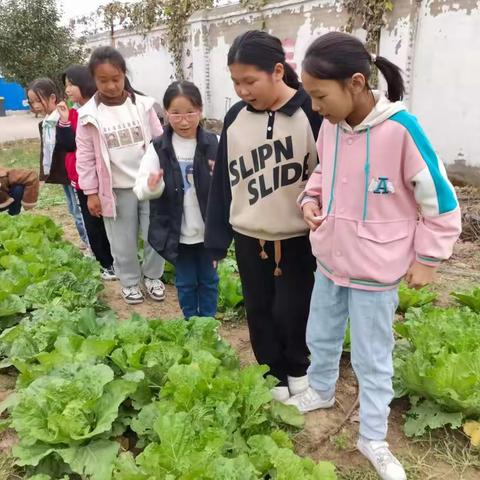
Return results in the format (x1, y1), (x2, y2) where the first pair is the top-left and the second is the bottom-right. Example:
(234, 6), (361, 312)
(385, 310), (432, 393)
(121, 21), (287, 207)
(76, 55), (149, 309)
(0, 167), (39, 215)
(287, 32), (461, 480)
(56, 65), (116, 281)
(27, 78), (89, 247)
(205, 31), (322, 401)
(134, 81), (219, 319)
(75, 46), (165, 305)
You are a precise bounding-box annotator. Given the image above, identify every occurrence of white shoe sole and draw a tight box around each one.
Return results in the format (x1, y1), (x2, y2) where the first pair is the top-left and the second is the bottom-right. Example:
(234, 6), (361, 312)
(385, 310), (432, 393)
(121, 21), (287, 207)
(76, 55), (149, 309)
(101, 275), (117, 281)
(122, 297), (144, 305)
(122, 292), (144, 305)
(286, 396), (335, 413)
(145, 290), (165, 302)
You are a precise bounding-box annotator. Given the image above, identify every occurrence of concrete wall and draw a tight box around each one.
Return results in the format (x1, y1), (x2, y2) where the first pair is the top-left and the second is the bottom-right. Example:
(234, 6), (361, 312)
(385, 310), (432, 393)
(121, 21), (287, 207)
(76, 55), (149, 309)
(85, 0), (480, 171)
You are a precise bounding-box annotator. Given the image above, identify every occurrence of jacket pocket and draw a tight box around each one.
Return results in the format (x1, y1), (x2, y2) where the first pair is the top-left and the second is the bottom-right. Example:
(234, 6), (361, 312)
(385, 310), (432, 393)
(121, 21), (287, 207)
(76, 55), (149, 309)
(148, 213), (170, 253)
(357, 221), (409, 244)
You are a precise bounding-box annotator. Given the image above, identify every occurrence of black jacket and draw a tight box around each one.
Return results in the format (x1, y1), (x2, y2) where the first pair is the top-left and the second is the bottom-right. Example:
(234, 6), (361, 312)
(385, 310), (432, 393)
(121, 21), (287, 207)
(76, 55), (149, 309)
(148, 125), (218, 264)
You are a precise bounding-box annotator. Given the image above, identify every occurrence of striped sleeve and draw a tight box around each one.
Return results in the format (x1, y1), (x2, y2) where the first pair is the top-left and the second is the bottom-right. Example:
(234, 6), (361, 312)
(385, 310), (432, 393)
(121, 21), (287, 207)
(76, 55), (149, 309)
(391, 111), (461, 265)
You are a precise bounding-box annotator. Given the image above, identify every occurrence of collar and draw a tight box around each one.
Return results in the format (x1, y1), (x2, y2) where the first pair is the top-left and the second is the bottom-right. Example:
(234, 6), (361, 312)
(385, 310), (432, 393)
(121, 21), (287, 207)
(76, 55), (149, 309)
(43, 110), (60, 125)
(95, 91), (129, 107)
(245, 88), (306, 117)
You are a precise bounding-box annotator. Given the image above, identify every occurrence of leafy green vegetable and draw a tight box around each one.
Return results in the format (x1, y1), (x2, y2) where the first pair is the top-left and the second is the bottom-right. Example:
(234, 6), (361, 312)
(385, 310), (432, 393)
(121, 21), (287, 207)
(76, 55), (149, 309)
(403, 397), (464, 437)
(394, 306), (480, 435)
(0, 215), (103, 317)
(397, 282), (437, 314)
(451, 287), (480, 313)
(0, 215), (336, 478)
(217, 257), (244, 312)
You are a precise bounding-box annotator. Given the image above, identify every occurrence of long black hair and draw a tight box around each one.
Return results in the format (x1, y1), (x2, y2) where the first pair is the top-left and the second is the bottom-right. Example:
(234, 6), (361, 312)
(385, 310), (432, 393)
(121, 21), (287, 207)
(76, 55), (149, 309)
(227, 30), (300, 90)
(27, 78), (60, 111)
(62, 65), (96, 100)
(303, 32), (405, 102)
(163, 80), (203, 110)
(88, 46), (144, 102)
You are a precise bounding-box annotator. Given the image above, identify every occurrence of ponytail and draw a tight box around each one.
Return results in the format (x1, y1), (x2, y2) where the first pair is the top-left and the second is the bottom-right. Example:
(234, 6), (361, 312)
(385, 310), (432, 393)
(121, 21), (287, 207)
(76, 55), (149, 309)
(124, 77), (145, 104)
(303, 31), (405, 102)
(283, 62), (300, 90)
(372, 55), (404, 102)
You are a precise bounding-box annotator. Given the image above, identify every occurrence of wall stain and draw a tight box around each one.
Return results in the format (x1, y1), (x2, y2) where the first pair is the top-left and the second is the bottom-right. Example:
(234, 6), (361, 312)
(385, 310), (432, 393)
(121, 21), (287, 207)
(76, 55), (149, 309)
(428, 0), (479, 16)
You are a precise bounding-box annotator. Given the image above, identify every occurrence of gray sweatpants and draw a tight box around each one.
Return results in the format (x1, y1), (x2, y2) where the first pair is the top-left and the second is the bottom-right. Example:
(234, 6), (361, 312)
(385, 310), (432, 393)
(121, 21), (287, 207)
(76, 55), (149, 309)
(103, 188), (165, 288)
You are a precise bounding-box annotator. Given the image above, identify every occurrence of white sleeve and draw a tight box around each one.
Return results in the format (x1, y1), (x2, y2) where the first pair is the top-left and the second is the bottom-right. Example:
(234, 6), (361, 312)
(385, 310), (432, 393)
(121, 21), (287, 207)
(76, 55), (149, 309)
(133, 142), (165, 201)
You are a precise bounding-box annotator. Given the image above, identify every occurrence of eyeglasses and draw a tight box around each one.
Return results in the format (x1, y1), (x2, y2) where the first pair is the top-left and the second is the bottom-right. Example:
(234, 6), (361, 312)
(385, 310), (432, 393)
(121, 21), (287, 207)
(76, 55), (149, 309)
(168, 112), (200, 122)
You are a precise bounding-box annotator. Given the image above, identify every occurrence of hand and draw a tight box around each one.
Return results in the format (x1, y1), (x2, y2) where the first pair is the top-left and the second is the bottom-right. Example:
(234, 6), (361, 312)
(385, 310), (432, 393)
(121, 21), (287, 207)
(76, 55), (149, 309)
(303, 202), (323, 231)
(405, 261), (436, 289)
(39, 181), (45, 188)
(56, 101), (70, 123)
(213, 260), (218, 269)
(147, 170), (164, 191)
(87, 194), (102, 217)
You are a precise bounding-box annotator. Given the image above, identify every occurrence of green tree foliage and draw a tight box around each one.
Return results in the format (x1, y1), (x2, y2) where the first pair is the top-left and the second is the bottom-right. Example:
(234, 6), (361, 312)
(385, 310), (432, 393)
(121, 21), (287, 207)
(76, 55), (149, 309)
(0, 0), (84, 87)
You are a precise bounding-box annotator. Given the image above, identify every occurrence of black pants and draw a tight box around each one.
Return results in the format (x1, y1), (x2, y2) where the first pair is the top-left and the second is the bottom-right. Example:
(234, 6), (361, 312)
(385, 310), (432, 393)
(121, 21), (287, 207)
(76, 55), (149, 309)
(234, 232), (316, 386)
(77, 189), (114, 269)
(0, 185), (24, 215)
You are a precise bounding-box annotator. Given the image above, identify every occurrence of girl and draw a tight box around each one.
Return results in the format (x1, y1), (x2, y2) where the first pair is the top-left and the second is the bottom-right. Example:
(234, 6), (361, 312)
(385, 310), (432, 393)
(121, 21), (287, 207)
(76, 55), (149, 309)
(288, 32), (461, 480)
(76, 47), (165, 305)
(205, 31), (322, 401)
(134, 81), (219, 319)
(56, 65), (116, 281)
(27, 78), (89, 248)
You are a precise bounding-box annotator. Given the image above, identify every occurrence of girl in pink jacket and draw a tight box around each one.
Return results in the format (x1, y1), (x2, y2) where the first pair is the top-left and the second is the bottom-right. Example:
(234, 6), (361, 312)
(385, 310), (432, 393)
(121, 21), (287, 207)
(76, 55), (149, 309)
(76, 47), (165, 305)
(287, 32), (461, 480)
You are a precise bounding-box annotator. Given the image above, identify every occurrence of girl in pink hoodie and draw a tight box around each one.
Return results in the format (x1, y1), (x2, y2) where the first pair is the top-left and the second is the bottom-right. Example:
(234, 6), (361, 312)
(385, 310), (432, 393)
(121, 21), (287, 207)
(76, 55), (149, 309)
(287, 32), (461, 480)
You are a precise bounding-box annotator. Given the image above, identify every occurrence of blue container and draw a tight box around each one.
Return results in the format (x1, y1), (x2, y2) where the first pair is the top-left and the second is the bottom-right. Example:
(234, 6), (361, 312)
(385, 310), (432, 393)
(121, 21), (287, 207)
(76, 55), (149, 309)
(0, 77), (29, 112)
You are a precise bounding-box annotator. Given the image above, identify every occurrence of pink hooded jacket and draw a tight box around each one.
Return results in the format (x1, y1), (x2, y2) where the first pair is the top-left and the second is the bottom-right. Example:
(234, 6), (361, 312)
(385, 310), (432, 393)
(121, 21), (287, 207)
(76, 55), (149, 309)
(76, 94), (163, 218)
(299, 94), (461, 291)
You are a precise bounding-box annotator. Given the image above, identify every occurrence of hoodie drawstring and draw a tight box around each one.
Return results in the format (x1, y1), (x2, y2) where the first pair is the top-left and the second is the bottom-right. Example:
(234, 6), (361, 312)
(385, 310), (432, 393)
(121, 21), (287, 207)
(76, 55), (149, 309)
(326, 125), (340, 216)
(258, 239), (283, 277)
(363, 126), (371, 222)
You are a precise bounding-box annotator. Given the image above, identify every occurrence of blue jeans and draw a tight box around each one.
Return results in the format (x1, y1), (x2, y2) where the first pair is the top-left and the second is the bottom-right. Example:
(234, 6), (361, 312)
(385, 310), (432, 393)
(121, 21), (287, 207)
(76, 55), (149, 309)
(175, 243), (219, 319)
(307, 270), (398, 440)
(0, 184), (24, 215)
(63, 185), (89, 245)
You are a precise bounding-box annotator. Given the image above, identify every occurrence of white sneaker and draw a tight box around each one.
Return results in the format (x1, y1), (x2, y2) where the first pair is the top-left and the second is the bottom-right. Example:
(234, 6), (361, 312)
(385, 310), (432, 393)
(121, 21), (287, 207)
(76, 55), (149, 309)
(144, 277), (166, 301)
(287, 375), (309, 395)
(101, 266), (117, 281)
(285, 386), (335, 413)
(271, 386), (290, 403)
(357, 437), (407, 480)
(121, 286), (144, 305)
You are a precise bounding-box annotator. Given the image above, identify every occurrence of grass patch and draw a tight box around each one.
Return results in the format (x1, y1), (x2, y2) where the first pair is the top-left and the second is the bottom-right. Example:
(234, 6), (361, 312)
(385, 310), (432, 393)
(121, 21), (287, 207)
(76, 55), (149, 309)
(0, 453), (21, 480)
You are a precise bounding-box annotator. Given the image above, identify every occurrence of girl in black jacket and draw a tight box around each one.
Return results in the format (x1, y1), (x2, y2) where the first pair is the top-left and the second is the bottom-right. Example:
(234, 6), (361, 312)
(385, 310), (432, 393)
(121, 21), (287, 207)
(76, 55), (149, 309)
(134, 81), (218, 319)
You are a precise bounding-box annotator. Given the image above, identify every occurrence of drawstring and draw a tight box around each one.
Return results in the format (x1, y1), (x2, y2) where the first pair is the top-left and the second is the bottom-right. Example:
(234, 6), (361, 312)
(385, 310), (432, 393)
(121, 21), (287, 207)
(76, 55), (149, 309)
(259, 240), (268, 259)
(326, 125), (340, 215)
(363, 126), (371, 222)
(258, 239), (283, 276)
(273, 241), (282, 277)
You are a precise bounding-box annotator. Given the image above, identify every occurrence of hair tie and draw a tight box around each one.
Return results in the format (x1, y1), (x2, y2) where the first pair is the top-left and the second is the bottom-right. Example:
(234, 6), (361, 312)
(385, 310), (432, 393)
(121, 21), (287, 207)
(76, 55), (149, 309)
(370, 53), (377, 64)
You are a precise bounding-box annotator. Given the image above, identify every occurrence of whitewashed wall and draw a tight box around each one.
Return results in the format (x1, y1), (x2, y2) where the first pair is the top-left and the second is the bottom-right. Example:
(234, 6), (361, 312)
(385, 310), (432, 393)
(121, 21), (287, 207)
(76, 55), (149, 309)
(86, 0), (480, 169)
